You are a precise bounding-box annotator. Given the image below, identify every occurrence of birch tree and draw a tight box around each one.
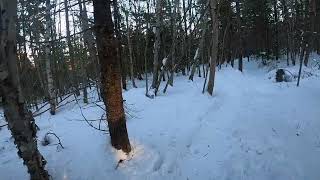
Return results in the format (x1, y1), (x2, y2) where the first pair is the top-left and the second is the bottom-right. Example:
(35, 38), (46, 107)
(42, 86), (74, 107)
(0, 0), (50, 179)
(44, 0), (56, 114)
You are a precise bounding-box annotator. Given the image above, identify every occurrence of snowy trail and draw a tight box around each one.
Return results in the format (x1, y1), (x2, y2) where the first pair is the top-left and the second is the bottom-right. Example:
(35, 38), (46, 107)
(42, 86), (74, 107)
(1, 60), (320, 180)
(164, 63), (320, 180)
(124, 62), (320, 180)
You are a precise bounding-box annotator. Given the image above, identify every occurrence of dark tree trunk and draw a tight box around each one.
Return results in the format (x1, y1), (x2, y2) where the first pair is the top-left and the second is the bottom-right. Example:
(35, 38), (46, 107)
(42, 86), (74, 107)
(273, 0), (279, 60)
(236, 1), (243, 72)
(0, 1), (49, 179)
(152, 0), (162, 89)
(297, 40), (306, 86)
(304, 0), (316, 66)
(93, 0), (131, 153)
(281, 0), (290, 66)
(207, 0), (218, 95)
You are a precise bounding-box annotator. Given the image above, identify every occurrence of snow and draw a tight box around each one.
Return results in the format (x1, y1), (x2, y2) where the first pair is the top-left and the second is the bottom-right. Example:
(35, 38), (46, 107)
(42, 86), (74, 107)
(1, 57), (320, 180)
(162, 58), (168, 66)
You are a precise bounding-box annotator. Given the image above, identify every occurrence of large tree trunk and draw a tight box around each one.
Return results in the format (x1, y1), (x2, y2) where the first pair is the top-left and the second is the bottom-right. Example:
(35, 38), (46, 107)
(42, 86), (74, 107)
(152, 0), (162, 88)
(207, 0), (218, 95)
(0, 1), (49, 179)
(93, 0), (131, 153)
(44, 0), (56, 114)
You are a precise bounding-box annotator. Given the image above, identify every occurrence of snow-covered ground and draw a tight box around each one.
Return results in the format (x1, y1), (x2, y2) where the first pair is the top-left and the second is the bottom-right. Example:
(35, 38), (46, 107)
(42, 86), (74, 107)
(1, 57), (320, 180)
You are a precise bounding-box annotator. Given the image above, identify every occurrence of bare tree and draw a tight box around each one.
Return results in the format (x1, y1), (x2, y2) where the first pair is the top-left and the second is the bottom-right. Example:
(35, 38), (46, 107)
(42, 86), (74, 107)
(125, 9), (137, 88)
(189, 23), (208, 81)
(152, 0), (162, 88)
(236, 0), (243, 72)
(44, 0), (56, 114)
(64, 0), (79, 96)
(0, 0), (49, 179)
(93, 0), (131, 153)
(169, 0), (180, 85)
(207, 0), (218, 95)
(297, 0), (316, 86)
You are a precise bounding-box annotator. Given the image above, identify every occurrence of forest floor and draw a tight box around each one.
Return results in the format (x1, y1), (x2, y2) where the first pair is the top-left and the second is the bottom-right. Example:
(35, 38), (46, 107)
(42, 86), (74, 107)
(1, 56), (320, 180)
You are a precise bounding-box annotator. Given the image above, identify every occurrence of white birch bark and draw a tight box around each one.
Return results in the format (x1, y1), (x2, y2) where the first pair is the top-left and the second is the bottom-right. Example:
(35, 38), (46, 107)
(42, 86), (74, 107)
(45, 0), (56, 114)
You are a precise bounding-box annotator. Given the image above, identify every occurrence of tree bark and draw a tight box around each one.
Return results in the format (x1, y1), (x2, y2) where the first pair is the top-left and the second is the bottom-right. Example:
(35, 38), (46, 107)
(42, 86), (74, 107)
(45, 0), (56, 114)
(93, 0), (131, 153)
(207, 0), (218, 95)
(152, 0), (162, 88)
(0, 1), (50, 179)
(77, 40), (89, 104)
(145, 1), (151, 97)
(273, 0), (279, 60)
(297, 39), (306, 86)
(167, 0), (180, 86)
(281, 0), (290, 66)
(182, 0), (189, 75)
(145, 29), (150, 97)
(236, 0), (243, 72)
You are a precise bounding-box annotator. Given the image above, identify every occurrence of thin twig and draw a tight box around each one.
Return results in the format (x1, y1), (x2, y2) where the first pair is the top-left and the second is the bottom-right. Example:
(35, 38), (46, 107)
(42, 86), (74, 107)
(0, 124), (8, 128)
(45, 132), (65, 149)
(32, 93), (74, 116)
(66, 118), (104, 122)
(93, 102), (106, 111)
(74, 96), (108, 132)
